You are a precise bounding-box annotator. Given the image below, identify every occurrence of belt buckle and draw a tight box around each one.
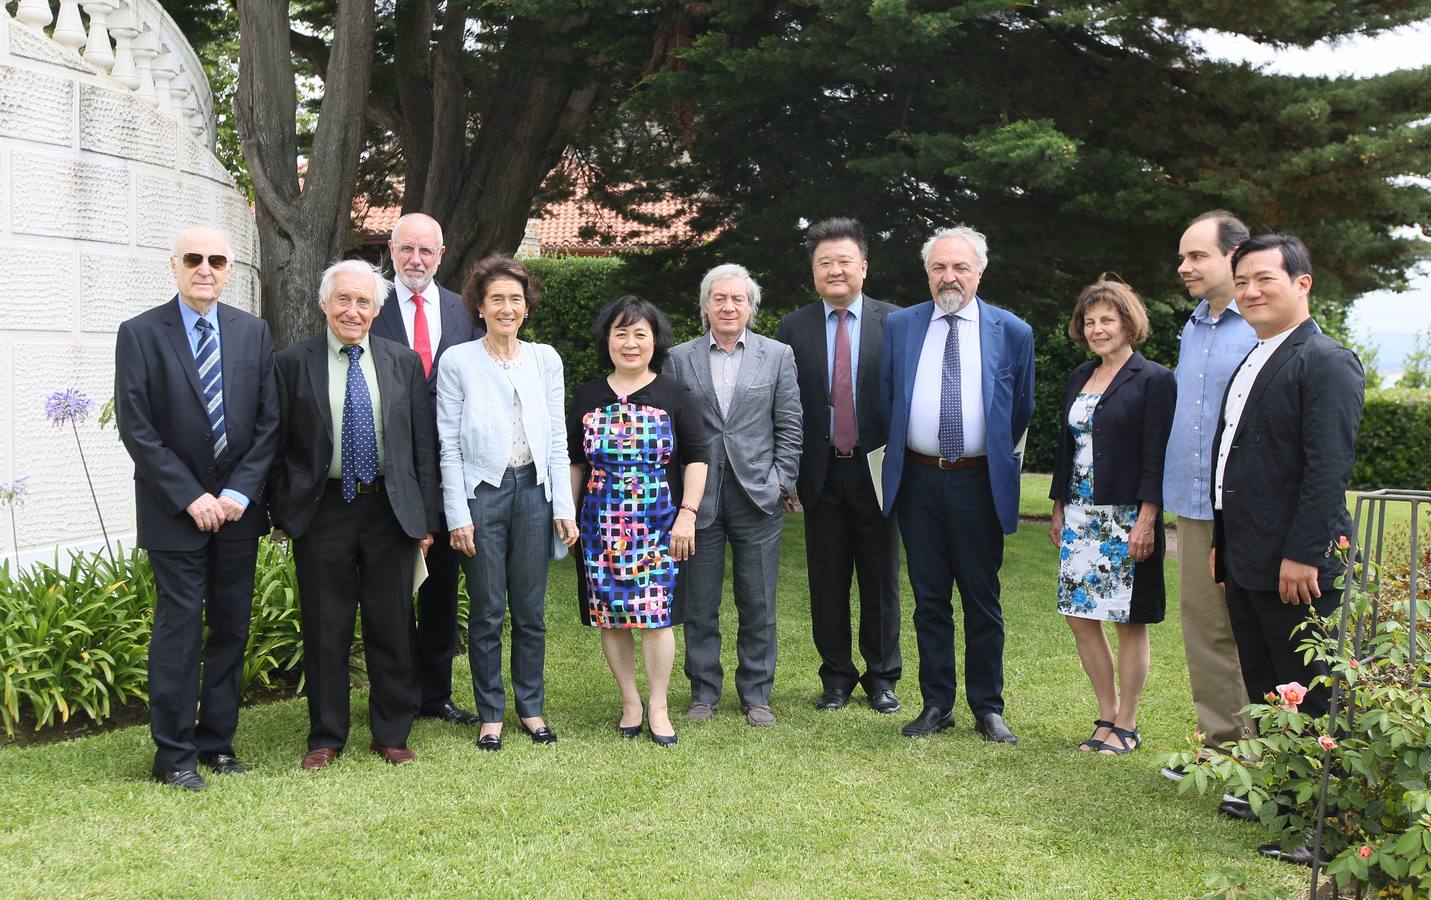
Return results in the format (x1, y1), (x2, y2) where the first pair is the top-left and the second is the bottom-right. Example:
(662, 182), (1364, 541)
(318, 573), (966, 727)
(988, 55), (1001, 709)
(938, 457), (956, 470)
(834, 449), (855, 459)
(357, 479), (380, 495)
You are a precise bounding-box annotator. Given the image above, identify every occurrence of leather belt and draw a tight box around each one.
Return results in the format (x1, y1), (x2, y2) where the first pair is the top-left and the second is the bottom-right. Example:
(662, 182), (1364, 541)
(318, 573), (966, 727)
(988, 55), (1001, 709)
(831, 447), (859, 459)
(909, 452), (986, 471)
(327, 475), (385, 494)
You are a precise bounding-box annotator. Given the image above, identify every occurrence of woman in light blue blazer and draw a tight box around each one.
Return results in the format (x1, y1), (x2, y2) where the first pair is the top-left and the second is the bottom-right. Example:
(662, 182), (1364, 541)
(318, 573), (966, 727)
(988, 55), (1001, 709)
(437, 255), (578, 751)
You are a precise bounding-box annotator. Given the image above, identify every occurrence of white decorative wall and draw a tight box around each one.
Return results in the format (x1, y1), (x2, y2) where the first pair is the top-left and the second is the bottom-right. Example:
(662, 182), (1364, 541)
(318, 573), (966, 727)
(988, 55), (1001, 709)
(0, 5), (258, 568)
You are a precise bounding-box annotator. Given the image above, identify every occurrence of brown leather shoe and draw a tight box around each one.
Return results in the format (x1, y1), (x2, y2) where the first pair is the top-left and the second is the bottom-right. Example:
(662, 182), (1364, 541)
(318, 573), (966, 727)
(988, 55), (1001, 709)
(371, 743), (415, 765)
(301, 748), (338, 770)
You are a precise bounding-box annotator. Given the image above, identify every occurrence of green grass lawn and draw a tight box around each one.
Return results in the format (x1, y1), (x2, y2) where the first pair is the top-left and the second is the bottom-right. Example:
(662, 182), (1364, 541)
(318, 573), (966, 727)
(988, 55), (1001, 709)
(0, 519), (1303, 898)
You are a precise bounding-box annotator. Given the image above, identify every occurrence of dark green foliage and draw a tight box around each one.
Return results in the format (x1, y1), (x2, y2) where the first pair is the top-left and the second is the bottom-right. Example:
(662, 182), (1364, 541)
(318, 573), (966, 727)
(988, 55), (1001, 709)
(1352, 388), (1431, 491)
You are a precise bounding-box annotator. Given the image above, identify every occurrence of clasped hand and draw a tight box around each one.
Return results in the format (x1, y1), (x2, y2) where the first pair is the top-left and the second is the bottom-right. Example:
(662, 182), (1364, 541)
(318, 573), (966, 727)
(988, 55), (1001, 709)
(187, 492), (244, 533)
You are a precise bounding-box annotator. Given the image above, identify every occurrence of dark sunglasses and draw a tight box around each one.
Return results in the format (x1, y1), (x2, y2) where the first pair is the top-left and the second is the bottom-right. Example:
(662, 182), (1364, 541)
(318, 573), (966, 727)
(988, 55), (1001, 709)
(180, 253), (230, 270)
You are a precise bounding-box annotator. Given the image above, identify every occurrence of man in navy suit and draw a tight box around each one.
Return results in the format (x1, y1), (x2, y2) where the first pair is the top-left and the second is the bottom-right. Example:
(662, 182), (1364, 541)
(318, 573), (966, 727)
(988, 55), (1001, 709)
(369, 213), (481, 726)
(881, 226), (1034, 743)
(115, 225), (280, 790)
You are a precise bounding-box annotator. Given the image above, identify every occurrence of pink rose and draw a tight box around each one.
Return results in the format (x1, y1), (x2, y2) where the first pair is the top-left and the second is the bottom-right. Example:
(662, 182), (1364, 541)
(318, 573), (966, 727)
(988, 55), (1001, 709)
(1193, 730), (1205, 744)
(1277, 682), (1307, 712)
(1338, 535), (1351, 551)
(1359, 845), (1372, 859)
(1265, 691), (1279, 704)
(1348, 658), (1359, 669)
(1318, 735), (1337, 751)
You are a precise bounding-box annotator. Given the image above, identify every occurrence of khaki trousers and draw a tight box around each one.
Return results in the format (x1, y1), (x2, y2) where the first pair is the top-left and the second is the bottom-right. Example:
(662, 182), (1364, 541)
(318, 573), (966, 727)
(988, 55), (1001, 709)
(1176, 517), (1254, 746)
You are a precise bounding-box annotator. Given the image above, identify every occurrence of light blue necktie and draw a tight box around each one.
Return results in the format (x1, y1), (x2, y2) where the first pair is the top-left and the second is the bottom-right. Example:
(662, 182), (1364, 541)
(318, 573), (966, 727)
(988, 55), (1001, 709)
(938, 314), (964, 461)
(341, 345), (379, 502)
(194, 317), (227, 462)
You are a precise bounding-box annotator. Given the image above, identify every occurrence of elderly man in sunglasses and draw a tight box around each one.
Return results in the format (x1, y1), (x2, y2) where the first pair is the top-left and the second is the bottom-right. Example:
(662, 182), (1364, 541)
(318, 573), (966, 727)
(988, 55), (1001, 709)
(115, 225), (281, 792)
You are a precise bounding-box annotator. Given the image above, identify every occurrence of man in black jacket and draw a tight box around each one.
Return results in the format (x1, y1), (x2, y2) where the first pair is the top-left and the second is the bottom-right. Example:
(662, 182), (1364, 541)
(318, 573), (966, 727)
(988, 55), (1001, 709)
(1211, 234), (1364, 721)
(271, 259), (441, 770)
(116, 225), (280, 791)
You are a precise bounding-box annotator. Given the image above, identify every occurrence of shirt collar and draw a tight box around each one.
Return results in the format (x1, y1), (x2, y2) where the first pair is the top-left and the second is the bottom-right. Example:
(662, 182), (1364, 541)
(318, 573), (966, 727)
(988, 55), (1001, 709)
(327, 326), (372, 358)
(1256, 321), (1300, 349)
(708, 329), (747, 351)
(823, 294), (864, 321)
(395, 279), (439, 308)
(1191, 297), (1244, 324)
(178, 298), (220, 334)
(943, 297), (980, 324)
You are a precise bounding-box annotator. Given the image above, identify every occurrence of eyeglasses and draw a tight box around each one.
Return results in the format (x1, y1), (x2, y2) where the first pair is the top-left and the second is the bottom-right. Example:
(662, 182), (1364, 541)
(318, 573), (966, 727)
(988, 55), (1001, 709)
(393, 244), (440, 259)
(179, 253), (230, 270)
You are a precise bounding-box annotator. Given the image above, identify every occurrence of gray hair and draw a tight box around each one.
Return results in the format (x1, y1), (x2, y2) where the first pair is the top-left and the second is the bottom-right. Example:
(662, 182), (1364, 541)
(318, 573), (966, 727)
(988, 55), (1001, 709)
(390, 212), (444, 247)
(318, 259), (388, 309)
(921, 226), (989, 272)
(698, 263), (762, 330)
(170, 226), (234, 261)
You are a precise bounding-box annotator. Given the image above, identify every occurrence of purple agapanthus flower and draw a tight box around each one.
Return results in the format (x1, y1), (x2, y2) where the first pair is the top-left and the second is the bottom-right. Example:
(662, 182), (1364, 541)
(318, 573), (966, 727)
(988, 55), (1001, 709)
(44, 388), (95, 427)
(0, 476), (29, 507)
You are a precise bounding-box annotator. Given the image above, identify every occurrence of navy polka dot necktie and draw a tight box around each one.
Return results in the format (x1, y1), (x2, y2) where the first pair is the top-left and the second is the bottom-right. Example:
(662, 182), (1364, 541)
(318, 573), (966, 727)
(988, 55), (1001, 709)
(938, 313), (965, 461)
(341, 345), (379, 502)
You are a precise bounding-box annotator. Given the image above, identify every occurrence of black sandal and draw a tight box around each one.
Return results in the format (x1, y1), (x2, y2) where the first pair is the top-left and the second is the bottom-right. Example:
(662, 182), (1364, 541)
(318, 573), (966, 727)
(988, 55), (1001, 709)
(1099, 726), (1141, 755)
(1079, 719), (1115, 752)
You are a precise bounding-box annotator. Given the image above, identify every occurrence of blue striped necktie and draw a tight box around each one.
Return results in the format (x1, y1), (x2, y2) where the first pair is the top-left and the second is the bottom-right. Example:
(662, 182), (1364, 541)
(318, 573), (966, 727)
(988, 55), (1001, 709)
(938, 313), (964, 461)
(341, 345), (379, 502)
(194, 316), (227, 462)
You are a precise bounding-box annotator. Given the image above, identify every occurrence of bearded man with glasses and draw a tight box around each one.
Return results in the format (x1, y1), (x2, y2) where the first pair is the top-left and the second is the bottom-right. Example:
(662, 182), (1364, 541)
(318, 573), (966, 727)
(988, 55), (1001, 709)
(115, 225), (281, 791)
(369, 212), (483, 727)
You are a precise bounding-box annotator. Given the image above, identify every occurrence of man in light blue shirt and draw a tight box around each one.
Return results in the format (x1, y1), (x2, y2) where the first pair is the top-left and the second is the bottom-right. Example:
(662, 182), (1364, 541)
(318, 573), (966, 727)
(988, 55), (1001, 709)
(1162, 211), (1259, 789)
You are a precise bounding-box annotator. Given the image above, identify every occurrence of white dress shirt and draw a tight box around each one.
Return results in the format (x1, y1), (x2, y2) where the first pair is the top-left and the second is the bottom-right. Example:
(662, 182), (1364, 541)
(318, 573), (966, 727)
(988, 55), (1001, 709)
(907, 300), (986, 458)
(394, 280), (442, 352)
(1214, 322), (1298, 509)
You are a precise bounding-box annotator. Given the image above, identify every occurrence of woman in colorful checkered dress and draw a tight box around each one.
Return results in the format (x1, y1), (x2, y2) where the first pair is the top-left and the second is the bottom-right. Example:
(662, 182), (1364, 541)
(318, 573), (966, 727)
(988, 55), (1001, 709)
(568, 296), (710, 746)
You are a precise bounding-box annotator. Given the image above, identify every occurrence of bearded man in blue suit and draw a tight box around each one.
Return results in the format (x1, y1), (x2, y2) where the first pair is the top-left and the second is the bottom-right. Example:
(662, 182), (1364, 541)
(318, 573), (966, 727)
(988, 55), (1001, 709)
(880, 226), (1034, 744)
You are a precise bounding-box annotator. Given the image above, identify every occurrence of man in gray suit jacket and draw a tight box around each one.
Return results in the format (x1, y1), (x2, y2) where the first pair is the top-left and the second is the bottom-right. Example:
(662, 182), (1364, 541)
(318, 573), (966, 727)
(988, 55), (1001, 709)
(667, 264), (802, 726)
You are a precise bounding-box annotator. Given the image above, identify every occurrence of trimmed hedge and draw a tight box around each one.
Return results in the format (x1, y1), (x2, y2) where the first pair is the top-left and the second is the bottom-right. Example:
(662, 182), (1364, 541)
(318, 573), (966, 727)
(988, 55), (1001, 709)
(1351, 388), (1431, 491)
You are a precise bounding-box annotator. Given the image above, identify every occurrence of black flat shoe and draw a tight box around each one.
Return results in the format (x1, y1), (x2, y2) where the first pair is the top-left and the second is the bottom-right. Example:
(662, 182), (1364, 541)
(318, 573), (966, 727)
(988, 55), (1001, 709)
(476, 733), (502, 752)
(816, 687), (850, 710)
(649, 730), (678, 747)
(519, 720), (558, 744)
(198, 753), (247, 775)
(421, 702), (481, 726)
(617, 704), (645, 738)
(901, 707), (954, 737)
(153, 768), (207, 792)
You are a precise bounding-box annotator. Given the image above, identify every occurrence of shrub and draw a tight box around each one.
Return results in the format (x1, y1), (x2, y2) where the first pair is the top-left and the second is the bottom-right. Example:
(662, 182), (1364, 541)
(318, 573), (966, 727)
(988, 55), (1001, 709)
(0, 548), (151, 735)
(1166, 541), (1431, 897)
(1353, 388), (1431, 491)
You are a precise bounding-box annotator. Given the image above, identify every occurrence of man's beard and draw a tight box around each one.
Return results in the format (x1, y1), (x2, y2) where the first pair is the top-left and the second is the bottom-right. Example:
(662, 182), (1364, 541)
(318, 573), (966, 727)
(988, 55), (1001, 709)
(397, 270), (433, 293)
(935, 286), (966, 313)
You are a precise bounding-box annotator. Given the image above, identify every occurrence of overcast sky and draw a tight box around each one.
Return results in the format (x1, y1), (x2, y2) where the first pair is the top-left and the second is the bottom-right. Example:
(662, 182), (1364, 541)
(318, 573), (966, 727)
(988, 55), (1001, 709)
(1196, 23), (1431, 338)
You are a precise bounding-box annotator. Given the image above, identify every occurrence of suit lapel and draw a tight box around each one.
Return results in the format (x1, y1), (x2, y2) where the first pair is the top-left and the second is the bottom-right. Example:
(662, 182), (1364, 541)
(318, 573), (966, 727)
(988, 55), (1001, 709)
(856, 299), (882, 402)
(1099, 351), (1145, 405)
(807, 302), (830, 405)
(1233, 319), (1315, 444)
(688, 338), (720, 414)
(725, 333), (764, 423)
(374, 284), (405, 344)
(306, 338), (334, 437)
(903, 303), (933, 411)
(372, 337), (400, 450)
(978, 299), (1002, 417)
(161, 297), (207, 408)
(435, 286), (465, 361)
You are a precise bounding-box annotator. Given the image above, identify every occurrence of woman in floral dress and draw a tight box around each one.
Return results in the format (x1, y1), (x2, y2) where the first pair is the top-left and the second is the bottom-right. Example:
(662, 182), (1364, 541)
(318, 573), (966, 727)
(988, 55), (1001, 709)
(568, 296), (709, 746)
(1048, 278), (1175, 755)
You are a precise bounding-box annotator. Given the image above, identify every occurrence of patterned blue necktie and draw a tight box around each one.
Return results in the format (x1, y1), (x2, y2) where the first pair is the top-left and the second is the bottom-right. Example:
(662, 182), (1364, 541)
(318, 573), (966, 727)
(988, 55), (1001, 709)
(195, 316), (227, 463)
(341, 345), (379, 502)
(938, 313), (965, 461)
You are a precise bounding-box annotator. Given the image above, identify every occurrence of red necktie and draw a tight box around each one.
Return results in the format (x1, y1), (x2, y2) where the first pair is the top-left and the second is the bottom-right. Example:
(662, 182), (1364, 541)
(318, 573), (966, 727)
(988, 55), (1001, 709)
(832, 308), (855, 453)
(412, 294), (433, 377)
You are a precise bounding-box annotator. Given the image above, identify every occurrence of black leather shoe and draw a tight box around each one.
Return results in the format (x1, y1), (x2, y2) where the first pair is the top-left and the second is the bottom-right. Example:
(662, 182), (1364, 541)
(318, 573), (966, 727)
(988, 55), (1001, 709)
(974, 712), (1018, 745)
(1218, 794), (1257, 822)
(476, 733), (502, 752)
(1257, 841), (1323, 868)
(901, 707), (954, 737)
(519, 721), (558, 744)
(868, 688), (901, 714)
(649, 730), (678, 747)
(198, 753), (247, 775)
(815, 687), (850, 710)
(153, 768), (206, 792)
(421, 702), (481, 726)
